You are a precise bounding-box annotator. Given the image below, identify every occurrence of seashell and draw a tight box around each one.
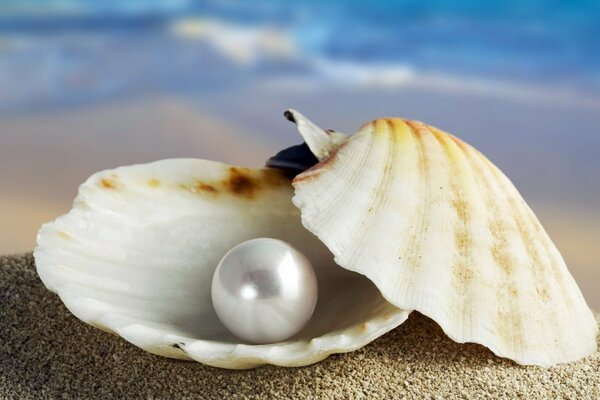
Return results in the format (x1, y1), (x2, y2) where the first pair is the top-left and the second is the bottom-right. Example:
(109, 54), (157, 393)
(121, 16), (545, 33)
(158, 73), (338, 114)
(288, 110), (598, 367)
(34, 158), (409, 369)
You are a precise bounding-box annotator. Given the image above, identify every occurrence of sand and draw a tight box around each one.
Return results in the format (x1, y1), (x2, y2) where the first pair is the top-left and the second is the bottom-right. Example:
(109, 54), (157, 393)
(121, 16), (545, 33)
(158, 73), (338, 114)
(1, 254), (599, 399)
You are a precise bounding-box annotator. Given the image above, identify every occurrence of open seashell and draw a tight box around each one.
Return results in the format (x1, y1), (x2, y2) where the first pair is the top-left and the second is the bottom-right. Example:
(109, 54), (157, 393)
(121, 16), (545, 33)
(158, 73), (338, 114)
(34, 158), (409, 369)
(288, 110), (598, 367)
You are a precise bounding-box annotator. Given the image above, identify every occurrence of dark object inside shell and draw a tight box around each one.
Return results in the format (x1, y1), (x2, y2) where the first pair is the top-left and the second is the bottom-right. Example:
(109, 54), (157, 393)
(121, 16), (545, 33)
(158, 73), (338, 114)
(265, 142), (319, 178)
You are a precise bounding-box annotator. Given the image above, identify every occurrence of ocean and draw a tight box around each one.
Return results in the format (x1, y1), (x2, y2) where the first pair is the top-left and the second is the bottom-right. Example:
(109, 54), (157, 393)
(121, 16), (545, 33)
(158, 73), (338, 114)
(0, 0), (599, 112)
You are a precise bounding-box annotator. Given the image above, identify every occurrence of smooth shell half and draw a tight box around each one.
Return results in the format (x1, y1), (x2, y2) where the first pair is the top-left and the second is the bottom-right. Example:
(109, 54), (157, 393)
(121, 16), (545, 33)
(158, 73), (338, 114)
(289, 112), (598, 367)
(34, 158), (409, 369)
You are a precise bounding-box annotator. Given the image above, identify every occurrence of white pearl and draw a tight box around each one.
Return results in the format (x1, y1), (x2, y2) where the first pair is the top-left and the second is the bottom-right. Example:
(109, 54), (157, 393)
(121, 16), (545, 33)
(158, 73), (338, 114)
(211, 238), (318, 344)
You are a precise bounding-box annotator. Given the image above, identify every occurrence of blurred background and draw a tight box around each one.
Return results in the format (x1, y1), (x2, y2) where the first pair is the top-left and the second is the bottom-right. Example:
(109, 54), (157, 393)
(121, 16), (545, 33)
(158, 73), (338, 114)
(0, 1), (598, 307)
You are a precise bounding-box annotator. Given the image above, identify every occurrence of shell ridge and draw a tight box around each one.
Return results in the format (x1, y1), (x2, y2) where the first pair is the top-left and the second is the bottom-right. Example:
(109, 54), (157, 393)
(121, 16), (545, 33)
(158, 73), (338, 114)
(294, 124), (377, 260)
(346, 120), (399, 270)
(457, 134), (539, 361)
(479, 154), (571, 360)
(401, 126), (462, 321)
(394, 121), (431, 303)
(480, 148), (597, 362)
(465, 136), (537, 361)
(325, 127), (378, 263)
(519, 182), (597, 328)
(483, 155), (598, 358)
(428, 128), (480, 343)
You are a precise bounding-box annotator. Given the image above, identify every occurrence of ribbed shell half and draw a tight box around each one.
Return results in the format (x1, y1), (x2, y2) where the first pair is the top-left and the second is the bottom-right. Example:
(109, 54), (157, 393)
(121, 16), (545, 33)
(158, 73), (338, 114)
(290, 113), (598, 367)
(34, 158), (409, 369)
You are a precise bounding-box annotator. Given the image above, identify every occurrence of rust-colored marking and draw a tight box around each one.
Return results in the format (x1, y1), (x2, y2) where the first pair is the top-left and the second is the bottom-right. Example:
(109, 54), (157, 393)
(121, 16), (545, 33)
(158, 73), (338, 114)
(147, 178), (161, 188)
(401, 121), (429, 276)
(458, 136), (528, 350)
(374, 118), (410, 141)
(224, 167), (262, 198)
(454, 267), (474, 283)
(404, 119), (434, 138)
(56, 231), (70, 240)
(99, 178), (117, 190)
(509, 286), (519, 298)
(260, 168), (289, 186)
(180, 180), (219, 194)
(385, 118), (400, 144)
(196, 183), (217, 193)
(452, 198), (469, 223)
(536, 286), (550, 302)
(293, 150), (338, 184)
(179, 167), (289, 199)
(358, 120), (375, 132)
(492, 241), (513, 275)
(74, 199), (89, 210)
(223, 167), (290, 198)
(484, 155), (560, 308)
(359, 323), (368, 332)
(495, 311), (525, 352)
(455, 230), (473, 258)
(448, 134), (470, 150)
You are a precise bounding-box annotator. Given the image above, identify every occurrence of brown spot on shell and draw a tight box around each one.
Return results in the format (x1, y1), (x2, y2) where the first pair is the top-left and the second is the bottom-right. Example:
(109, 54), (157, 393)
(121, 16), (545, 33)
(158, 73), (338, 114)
(452, 199), (469, 223)
(488, 220), (514, 274)
(224, 167), (261, 198)
(454, 267), (475, 283)
(56, 231), (70, 240)
(495, 310), (525, 351)
(454, 230), (473, 256)
(99, 178), (117, 190)
(448, 134), (470, 150)
(359, 323), (368, 332)
(147, 178), (161, 188)
(492, 242), (513, 274)
(196, 183), (217, 193)
(536, 286), (550, 302)
(179, 181), (218, 194)
(179, 167), (289, 199)
(404, 120), (428, 135)
(74, 199), (89, 210)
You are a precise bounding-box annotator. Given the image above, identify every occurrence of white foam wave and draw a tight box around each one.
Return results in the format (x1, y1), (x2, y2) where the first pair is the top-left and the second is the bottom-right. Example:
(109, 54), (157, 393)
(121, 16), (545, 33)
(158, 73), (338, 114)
(170, 18), (295, 65)
(300, 58), (600, 110)
(312, 58), (416, 87)
(168, 16), (600, 109)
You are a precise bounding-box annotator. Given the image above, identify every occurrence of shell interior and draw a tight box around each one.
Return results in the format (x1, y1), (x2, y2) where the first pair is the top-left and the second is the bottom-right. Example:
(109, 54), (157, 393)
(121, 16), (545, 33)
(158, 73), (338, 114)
(34, 158), (409, 369)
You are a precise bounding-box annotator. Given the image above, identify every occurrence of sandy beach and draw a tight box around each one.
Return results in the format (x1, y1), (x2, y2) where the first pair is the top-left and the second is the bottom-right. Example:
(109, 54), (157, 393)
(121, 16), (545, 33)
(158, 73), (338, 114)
(1, 253), (598, 399)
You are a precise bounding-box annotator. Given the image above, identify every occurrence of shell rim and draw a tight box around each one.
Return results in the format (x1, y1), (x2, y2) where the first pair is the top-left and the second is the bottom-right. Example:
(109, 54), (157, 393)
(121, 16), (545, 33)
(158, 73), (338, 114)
(34, 244), (411, 369)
